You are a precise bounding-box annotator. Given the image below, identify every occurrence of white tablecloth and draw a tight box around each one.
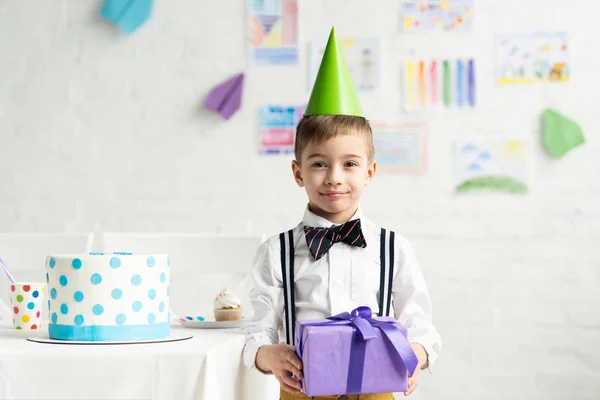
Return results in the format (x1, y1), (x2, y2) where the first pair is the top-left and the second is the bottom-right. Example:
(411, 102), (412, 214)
(0, 322), (279, 400)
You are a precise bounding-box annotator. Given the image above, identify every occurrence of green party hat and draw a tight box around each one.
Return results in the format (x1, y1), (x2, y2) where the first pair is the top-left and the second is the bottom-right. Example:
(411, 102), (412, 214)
(304, 27), (364, 117)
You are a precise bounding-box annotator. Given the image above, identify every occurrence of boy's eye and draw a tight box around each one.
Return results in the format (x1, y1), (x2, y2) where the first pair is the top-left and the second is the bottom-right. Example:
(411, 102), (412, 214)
(345, 161), (358, 167)
(312, 162), (326, 168)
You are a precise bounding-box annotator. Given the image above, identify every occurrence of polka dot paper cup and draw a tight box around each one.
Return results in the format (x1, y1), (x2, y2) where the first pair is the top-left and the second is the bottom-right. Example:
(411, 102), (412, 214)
(9, 282), (45, 330)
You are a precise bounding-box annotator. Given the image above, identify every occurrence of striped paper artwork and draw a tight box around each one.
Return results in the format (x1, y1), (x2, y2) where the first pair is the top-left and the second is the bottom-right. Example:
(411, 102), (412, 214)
(403, 58), (476, 110)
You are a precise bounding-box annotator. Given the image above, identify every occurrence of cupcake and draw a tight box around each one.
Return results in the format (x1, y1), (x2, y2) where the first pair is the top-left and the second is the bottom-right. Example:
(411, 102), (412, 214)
(214, 286), (243, 321)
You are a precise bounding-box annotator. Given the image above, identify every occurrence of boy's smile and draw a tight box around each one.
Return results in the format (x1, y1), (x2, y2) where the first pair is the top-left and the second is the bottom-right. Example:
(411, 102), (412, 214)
(320, 190), (348, 200)
(292, 134), (376, 224)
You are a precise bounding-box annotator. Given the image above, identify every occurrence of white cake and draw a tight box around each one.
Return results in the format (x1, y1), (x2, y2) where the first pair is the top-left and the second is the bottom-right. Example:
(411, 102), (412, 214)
(45, 252), (170, 341)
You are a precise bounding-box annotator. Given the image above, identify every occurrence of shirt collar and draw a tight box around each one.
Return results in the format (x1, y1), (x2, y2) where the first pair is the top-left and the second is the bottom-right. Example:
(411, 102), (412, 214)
(301, 204), (365, 228)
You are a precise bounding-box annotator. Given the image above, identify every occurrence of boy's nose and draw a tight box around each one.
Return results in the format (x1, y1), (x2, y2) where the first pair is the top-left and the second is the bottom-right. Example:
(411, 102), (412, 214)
(326, 169), (343, 185)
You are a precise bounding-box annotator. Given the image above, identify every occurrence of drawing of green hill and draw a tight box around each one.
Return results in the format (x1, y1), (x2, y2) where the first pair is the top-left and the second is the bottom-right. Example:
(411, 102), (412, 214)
(456, 175), (528, 194)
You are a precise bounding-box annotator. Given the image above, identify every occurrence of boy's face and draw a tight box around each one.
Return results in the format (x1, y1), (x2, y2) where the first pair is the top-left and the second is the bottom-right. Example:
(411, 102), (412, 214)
(292, 134), (376, 224)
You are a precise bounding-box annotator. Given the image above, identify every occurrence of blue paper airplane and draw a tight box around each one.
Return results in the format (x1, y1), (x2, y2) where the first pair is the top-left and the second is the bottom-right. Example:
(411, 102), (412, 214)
(100, 0), (153, 35)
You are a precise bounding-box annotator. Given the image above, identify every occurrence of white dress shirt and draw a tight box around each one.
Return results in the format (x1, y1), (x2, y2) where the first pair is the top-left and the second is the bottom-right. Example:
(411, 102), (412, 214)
(243, 205), (442, 371)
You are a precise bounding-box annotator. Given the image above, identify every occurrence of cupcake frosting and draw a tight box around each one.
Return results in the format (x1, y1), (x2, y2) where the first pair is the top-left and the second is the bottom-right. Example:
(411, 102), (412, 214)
(214, 286), (242, 309)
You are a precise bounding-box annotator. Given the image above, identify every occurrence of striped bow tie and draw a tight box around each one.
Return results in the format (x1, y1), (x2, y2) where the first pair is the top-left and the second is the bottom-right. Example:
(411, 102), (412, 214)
(304, 219), (367, 261)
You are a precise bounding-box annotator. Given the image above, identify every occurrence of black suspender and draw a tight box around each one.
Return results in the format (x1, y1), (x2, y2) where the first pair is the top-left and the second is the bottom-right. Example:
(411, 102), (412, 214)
(281, 228), (395, 345)
(378, 228), (395, 317)
(280, 229), (296, 346)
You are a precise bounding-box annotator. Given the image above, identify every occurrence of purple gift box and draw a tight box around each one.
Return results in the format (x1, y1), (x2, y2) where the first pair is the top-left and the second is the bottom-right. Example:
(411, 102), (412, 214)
(294, 306), (418, 397)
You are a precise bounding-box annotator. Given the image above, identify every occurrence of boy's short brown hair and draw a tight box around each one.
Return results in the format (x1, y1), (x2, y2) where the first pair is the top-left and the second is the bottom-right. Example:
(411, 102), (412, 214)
(294, 115), (374, 163)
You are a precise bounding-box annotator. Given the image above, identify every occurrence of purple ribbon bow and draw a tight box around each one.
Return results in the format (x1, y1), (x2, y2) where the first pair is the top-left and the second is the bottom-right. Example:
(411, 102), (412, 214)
(296, 306), (419, 394)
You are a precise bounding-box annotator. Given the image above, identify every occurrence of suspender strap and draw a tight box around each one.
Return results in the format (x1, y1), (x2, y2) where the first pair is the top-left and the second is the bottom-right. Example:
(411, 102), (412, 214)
(280, 229), (296, 345)
(378, 228), (395, 317)
(281, 227), (395, 343)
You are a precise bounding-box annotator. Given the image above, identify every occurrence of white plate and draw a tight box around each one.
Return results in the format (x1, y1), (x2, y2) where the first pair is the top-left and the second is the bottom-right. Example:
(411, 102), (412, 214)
(175, 316), (248, 329)
(27, 333), (193, 345)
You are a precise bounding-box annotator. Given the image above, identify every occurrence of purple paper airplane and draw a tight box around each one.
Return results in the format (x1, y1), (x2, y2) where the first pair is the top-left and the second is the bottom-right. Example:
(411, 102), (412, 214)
(204, 73), (245, 120)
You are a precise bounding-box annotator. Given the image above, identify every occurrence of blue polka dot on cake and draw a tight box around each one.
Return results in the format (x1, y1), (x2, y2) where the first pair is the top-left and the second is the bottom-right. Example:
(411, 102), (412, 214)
(90, 273), (102, 285)
(115, 313), (126, 325)
(74, 291), (84, 302)
(132, 301), (142, 312)
(72, 258), (82, 269)
(131, 274), (142, 286)
(110, 257), (121, 269)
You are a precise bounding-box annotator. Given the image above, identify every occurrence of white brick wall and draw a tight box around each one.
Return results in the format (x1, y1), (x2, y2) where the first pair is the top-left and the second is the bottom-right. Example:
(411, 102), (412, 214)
(1, 0), (599, 399)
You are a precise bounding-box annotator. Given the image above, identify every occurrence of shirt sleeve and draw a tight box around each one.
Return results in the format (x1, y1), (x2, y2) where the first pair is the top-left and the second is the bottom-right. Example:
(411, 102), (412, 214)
(392, 235), (442, 370)
(243, 238), (284, 372)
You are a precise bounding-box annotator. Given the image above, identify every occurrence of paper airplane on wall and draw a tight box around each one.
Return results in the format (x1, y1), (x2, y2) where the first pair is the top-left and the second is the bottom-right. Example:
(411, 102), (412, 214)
(100, 0), (153, 35)
(542, 108), (585, 158)
(204, 73), (245, 120)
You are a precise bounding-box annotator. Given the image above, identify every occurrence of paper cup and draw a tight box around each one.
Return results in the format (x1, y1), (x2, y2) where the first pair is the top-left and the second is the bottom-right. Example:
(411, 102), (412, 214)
(9, 282), (45, 330)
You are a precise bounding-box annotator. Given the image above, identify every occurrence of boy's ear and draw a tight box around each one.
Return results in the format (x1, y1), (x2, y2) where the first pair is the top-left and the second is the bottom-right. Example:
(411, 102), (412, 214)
(365, 160), (376, 186)
(291, 160), (305, 187)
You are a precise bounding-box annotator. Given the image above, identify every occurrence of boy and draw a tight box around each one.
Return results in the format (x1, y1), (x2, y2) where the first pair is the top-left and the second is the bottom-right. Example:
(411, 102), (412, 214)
(244, 27), (442, 399)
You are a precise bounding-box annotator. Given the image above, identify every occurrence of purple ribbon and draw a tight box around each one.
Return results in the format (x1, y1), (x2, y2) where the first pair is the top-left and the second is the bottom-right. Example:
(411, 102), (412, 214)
(296, 306), (418, 394)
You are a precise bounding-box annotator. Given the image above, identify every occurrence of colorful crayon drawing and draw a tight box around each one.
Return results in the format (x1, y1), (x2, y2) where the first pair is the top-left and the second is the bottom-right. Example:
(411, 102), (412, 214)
(372, 123), (427, 173)
(495, 32), (570, 84)
(401, 0), (474, 32)
(309, 37), (380, 91)
(248, 0), (298, 65)
(403, 58), (475, 110)
(454, 140), (530, 194)
(259, 105), (306, 155)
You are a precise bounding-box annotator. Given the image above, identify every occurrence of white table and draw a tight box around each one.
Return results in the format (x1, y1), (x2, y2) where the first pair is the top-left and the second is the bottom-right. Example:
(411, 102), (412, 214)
(0, 322), (279, 400)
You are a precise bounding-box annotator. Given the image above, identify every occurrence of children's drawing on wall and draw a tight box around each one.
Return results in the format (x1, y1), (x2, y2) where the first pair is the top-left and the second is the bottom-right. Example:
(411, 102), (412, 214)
(372, 123), (427, 173)
(248, 0), (298, 65)
(309, 37), (380, 91)
(495, 32), (569, 84)
(454, 140), (530, 194)
(258, 104), (305, 155)
(401, 0), (474, 32)
(403, 58), (475, 110)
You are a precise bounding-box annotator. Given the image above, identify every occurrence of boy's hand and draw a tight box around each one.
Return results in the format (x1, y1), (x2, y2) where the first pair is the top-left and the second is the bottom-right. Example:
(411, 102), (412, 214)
(404, 343), (428, 396)
(257, 344), (304, 394)
(404, 366), (421, 396)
